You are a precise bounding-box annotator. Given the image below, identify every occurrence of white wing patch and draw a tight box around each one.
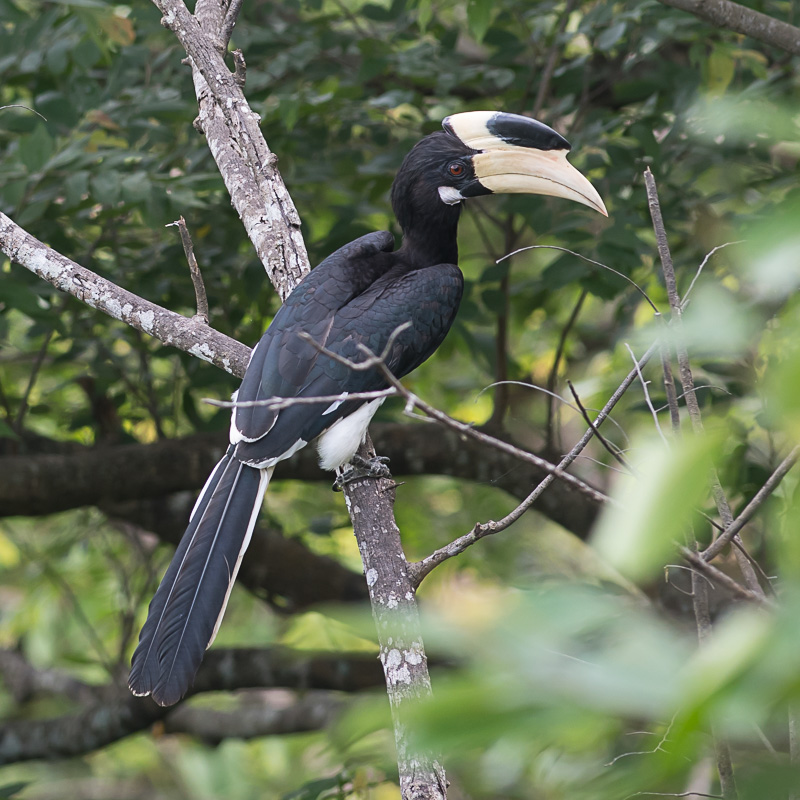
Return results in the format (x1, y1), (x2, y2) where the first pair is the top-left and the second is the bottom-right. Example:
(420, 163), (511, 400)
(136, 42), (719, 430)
(322, 393), (348, 415)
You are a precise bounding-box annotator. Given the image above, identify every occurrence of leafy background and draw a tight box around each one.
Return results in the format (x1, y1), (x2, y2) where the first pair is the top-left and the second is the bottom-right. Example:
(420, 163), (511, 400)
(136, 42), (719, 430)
(2, 0), (800, 797)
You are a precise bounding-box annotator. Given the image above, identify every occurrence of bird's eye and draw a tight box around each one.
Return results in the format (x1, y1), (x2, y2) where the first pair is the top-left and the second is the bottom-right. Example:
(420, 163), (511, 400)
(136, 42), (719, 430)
(448, 162), (465, 177)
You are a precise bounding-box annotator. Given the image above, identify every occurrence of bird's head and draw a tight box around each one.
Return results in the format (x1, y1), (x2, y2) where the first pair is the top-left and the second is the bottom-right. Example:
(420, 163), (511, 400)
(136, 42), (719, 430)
(391, 111), (607, 250)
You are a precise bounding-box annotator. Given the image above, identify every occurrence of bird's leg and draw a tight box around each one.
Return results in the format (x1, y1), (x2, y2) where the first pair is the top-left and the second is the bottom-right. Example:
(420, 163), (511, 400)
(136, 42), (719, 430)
(333, 455), (391, 491)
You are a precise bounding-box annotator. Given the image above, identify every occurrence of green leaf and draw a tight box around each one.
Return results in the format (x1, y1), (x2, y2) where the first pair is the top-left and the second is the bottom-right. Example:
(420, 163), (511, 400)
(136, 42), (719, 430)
(592, 431), (721, 581)
(596, 21), (626, 51)
(467, 0), (494, 42)
(18, 123), (54, 173)
(417, 0), (433, 31)
(90, 170), (121, 204)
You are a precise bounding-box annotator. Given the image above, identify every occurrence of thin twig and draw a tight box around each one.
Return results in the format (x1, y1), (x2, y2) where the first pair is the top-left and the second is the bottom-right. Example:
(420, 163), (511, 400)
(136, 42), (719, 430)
(660, 347), (682, 434)
(625, 342), (669, 446)
(655, 385), (731, 413)
(703, 445), (800, 561)
(0, 104), (47, 121)
(623, 792), (722, 799)
(167, 217), (209, 323)
(680, 546), (775, 609)
(204, 387), (397, 411)
(14, 326), (55, 433)
(532, 0), (579, 117)
(546, 289), (587, 452)
(499, 244), (660, 314)
(567, 379), (633, 473)
(479, 379), (630, 443)
(681, 241), (745, 307)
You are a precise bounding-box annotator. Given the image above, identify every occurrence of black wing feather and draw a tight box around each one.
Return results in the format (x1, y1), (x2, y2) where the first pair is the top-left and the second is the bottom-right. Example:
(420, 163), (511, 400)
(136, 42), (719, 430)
(234, 261), (464, 465)
(234, 231), (395, 442)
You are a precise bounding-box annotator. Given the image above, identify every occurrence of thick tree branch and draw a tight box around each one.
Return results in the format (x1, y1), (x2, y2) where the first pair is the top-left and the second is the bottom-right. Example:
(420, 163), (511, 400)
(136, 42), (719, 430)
(0, 212), (250, 377)
(342, 439), (447, 800)
(0, 647), (382, 765)
(163, 691), (343, 743)
(658, 0), (800, 56)
(0, 425), (601, 537)
(154, 0), (310, 298)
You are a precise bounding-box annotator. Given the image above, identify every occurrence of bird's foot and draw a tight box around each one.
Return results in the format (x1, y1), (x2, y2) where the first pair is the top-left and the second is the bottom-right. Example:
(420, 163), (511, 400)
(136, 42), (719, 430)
(333, 455), (391, 491)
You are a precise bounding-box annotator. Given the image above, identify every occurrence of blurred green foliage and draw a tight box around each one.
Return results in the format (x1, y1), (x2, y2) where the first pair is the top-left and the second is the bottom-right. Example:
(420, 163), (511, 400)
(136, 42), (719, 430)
(2, 0), (800, 797)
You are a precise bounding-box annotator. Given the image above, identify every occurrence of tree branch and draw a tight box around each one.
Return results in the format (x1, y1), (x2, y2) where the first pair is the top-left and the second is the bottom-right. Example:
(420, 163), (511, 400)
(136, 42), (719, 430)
(0, 425), (601, 537)
(163, 691), (343, 743)
(658, 0), (800, 56)
(0, 648), (382, 765)
(644, 167), (764, 600)
(409, 341), (658, 585)
(168, 216), (209, 323)
(342, 439), (447, 800)
(155, 0), (310, 299)
(702, 445), (800, 562)
(0, 212), (250, 377)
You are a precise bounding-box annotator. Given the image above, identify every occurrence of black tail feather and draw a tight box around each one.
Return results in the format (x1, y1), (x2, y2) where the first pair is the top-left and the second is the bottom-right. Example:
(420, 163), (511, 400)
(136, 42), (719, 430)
(129, 449), (269, 706)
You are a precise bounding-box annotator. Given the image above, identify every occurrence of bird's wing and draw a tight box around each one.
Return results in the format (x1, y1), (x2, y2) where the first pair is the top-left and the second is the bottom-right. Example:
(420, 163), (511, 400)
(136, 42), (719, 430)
(232, 231), (395, 444)
(233, 261), (464, 467)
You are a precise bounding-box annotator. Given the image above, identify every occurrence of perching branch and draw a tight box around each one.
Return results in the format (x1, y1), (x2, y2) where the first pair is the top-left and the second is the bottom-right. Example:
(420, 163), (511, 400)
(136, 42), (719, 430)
(657, 0), (800, 56)
(152, 3), (447, 794)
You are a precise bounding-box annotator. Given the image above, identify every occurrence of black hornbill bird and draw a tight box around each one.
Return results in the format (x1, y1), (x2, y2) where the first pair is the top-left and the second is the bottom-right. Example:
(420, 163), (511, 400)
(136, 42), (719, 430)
(128, 111), (607, 706)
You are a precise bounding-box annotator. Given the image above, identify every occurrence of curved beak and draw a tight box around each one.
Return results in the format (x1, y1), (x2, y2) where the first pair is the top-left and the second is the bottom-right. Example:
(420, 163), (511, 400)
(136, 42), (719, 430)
(470, 148), (608, 216)
(443, 111), (608, 217)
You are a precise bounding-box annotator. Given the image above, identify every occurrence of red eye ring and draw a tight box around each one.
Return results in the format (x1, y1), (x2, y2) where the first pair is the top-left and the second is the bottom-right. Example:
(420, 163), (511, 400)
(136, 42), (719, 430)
(448, 162), (465, 177)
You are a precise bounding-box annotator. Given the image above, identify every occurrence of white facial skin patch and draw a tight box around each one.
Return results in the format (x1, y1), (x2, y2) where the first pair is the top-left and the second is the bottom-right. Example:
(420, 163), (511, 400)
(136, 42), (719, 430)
(438, 186), (464, 205)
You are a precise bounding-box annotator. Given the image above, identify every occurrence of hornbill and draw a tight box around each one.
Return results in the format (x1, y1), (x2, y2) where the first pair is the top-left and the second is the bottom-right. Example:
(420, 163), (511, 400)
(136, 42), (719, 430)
(128, 111), (607, 706)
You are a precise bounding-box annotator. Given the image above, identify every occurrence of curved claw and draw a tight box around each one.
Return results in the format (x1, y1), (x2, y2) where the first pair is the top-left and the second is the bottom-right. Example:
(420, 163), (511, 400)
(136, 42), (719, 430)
(332, 455), (392, 491)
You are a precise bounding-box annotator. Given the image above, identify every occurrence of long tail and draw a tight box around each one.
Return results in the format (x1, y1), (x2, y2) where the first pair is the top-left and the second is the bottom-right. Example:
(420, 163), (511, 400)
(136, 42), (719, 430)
(128, 446), (271, 706)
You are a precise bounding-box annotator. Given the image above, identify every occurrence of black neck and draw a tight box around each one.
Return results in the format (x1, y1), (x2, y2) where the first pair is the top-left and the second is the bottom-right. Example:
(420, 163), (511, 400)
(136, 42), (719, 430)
(397, 206), (460, 267)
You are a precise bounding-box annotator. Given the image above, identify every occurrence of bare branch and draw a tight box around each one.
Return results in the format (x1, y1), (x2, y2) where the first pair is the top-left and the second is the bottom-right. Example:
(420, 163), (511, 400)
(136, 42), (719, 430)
(204, 388), (397, 411)
(154, 0), (310, 298)
(164, 691), (343, 743)
(567, 379), (633, 473)
(625, 342), (670, 446)
(703, 445), (800, 562)
(167, 216), (209, 323)
(0, 211), (250, 377)
(657, 0), (800, 56)
(0, 648), (382, 765)
(680, 546), (775, 609)
(681, 241), (745, 308)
